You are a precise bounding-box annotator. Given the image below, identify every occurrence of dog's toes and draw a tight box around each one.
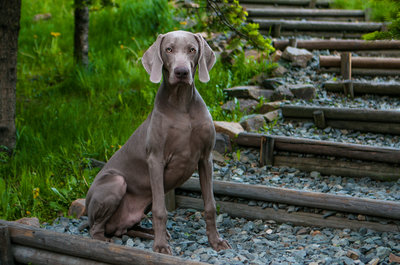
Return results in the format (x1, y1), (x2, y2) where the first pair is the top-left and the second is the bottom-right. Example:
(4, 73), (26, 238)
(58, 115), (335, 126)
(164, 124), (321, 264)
(153, 243), (172, 255)
(212, 238), (231, 251)
(166, 230), (171, 240)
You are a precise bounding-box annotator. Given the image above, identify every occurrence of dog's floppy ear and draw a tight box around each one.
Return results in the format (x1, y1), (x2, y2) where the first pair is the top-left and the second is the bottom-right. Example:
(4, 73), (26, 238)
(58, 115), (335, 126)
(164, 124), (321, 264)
(195, 33), (216, 83)
(142, 34), (164, 83)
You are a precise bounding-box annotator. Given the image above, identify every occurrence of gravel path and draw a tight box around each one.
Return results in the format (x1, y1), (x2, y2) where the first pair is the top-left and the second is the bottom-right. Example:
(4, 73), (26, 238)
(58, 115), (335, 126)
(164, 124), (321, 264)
(210, 148), (400, 202)
(45, 212), (400, 265)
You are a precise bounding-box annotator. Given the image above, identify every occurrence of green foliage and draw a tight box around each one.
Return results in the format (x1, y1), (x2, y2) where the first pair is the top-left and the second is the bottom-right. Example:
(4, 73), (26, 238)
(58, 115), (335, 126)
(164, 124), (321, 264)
(332, 0), (400, 21)
(2, 0), (274, 221)
(197, 0), (274, 53)
(332, 0), (400, 40)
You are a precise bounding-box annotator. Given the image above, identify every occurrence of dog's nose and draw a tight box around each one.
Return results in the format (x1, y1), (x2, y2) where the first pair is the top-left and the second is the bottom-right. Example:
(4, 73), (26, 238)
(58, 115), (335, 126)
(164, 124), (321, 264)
(174, 67), (189, 79)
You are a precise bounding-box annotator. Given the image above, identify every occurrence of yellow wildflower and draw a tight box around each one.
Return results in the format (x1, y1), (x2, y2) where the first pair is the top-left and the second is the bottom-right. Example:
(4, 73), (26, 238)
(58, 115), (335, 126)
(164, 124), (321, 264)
(131, 37), (135, 41)
(118, 145), (122, 149)
(111, 145), (115, 148)
(33, 34), (38, 39)
(33, 187), (40, 199)
(50, 32), (61, 38)
(180, 21), (187, 25)
(120, 44), (124, 49)
(26, 211), (31, 215)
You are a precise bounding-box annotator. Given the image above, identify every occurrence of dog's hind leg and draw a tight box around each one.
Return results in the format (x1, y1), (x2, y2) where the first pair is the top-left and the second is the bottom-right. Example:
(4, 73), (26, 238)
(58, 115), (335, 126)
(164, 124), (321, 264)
(86, 174), (127, 241)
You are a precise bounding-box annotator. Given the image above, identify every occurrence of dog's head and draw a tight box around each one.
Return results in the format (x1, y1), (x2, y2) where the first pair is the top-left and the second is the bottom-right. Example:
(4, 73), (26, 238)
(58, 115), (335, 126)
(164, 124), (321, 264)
(142, 31), (216, 85)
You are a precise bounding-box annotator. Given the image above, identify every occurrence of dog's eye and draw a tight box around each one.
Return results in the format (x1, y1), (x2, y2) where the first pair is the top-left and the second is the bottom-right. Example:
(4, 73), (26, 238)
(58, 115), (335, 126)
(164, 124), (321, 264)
(166, 47), (173, 53)
(190, 47), (196, 53)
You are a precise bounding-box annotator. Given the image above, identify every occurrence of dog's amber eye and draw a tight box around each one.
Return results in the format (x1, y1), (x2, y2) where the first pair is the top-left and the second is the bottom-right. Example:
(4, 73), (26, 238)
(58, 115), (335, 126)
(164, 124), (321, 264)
(166, 47), (172, 53)
(190, 47), (196, 53)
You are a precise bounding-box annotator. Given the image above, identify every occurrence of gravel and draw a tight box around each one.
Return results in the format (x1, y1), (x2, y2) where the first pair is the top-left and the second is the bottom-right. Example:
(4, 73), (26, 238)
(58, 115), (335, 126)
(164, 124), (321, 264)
(209, 148), (400, 202)
(44, 211), (400, 264)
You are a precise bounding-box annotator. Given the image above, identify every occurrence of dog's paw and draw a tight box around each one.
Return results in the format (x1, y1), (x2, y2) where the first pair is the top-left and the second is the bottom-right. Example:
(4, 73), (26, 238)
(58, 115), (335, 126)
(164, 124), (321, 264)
(153, 242), (172, 255)
(210, 238), (231, 251)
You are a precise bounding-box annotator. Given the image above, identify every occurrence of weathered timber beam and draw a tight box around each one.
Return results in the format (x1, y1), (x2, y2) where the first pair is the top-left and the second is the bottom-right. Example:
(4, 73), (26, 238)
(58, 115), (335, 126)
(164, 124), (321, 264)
(176, 196), (399, 232)
(13, 245), (108, 265)
(320, 67), (400, 76)
(323, 81), (400, 96)
(235, 132), (400, 164)
(0, 224), (14, 265)
(273, 155), (400, 181)
(239, 0), (330, 7)
(281, 105), (400, 123)
(180, 178), (400, 219)
(252, 19), (384, 32)
(0, 220), (207, 265)
(273, 40), (400, 51)
(320, 55), (400, 69)
(247, 8), (364, 17)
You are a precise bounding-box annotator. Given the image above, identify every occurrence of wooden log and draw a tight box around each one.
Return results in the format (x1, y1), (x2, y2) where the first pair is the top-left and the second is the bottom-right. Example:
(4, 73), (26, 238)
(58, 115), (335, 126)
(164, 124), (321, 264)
(324, 81), (400, 96)
(313, 110), (326, 129)
(235, 132), (400, 164)
(13, 245), (108, 265)
(179, 178), (400, 219)
(281, 105), (400, 123)
(320, 55), (400, 69)
(0, 220), (208, 265)
(308, 0), (317, 8)
(340, 53), (352, 79)
(274, 155), (400, 181)
(273, 40), (400, 51)
(176, 196), (399, 232)
(288, 38), (297, 48)
(239, 0), (330, 7)
(0, 224), (14, 265)
(326, 119), (400, 135)
(165, 189), (176, 212)
(247, 8), (365, 18)
(260, 136), (274, 166)
(253, 19), (384, 32)
(343, 80), (354, 98)
(273, 24), (281, 38)
(320, 67), (400, 76)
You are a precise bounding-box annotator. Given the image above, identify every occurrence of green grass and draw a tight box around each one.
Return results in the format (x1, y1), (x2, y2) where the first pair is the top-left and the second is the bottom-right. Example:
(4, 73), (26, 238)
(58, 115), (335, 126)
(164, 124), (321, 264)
(0, 0), (273, 221)
(331, 0), (400, 22)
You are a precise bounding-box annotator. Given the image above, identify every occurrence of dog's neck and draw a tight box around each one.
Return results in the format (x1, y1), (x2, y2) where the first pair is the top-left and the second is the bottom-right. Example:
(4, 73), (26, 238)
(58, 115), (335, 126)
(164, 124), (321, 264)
(158, 80), (196, 113)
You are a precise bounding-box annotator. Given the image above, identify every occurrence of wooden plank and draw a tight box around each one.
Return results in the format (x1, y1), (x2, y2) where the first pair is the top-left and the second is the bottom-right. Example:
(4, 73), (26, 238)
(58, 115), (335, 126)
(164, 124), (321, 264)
(260, 136), (274, 166)
(326, 119), (400, 135)
(343, 81), (354, 98)
(0, 220), (208, 265)
(0, 224), (14, 265)
(13, 245), (108, 265)
(165, 189), (176, 212)
(273, 40), (400, 51)
(320, 67), (400, 76)
(176, 196), (399, 232)
(247, 8), (364, 17)
(239, 0), (330, 7)
(281, 105), (400, 123)
(313, 110), (326, 128)
(340, 53), (352, 79)
(253, 19), (384, 32)
(324, 81), (400, 95)
(320, 55), (400, 69)
(179, 178), (400, 219)
(235, 132), (400, 164)
(264, 31), (363, 39)
(274, 155), (400, 181)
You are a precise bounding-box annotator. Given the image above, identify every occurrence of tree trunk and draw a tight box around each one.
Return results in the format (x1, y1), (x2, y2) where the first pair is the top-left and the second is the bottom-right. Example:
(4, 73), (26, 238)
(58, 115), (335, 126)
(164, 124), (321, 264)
(74, 0), (89, 67)
(0, 0), (22, 151)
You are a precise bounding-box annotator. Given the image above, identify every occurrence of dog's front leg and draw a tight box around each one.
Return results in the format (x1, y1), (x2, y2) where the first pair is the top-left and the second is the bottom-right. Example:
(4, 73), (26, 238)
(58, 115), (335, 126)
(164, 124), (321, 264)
(147, 153), (172, 255)
(199, 155), (231, 251)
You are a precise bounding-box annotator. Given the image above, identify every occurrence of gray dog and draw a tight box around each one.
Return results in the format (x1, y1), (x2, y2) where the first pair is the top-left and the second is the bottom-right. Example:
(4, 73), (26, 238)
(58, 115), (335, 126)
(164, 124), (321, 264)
(86, 31), (231, 254)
